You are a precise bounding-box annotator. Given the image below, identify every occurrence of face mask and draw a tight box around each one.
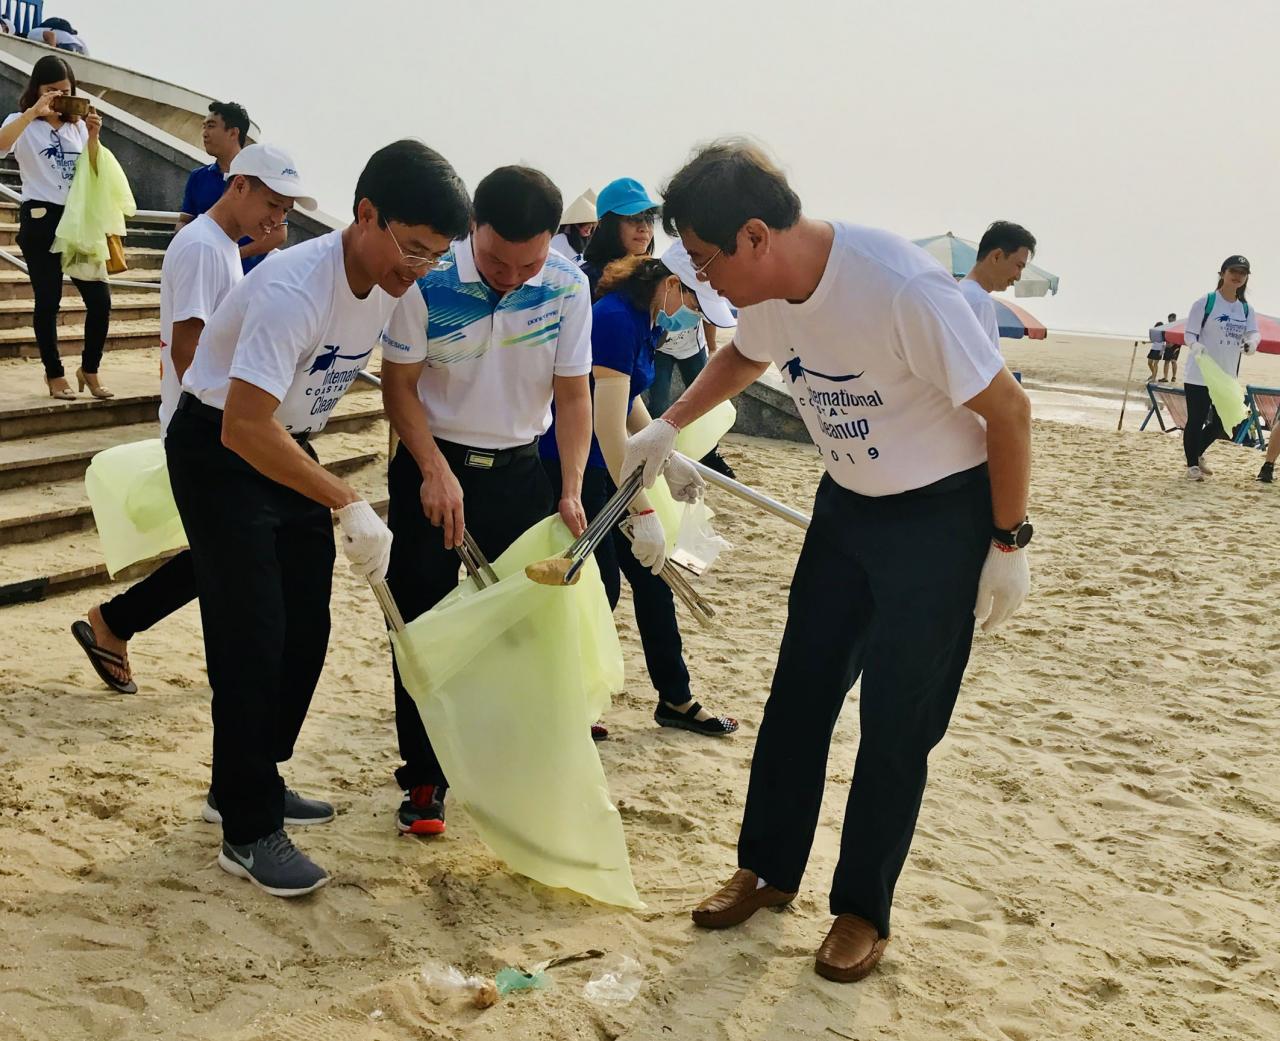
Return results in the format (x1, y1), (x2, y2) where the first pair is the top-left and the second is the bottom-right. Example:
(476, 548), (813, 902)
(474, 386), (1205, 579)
(656, 283), (701, 333)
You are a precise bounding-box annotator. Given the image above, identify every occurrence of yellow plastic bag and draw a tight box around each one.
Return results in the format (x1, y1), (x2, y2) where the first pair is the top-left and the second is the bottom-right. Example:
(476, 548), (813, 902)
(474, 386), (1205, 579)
(53, 144), (137, 281)
(390, 515), (639, 908)
(649, 399), (736, 548)
(1197, 354), (1250, 434)
(85, 439), (187, 577)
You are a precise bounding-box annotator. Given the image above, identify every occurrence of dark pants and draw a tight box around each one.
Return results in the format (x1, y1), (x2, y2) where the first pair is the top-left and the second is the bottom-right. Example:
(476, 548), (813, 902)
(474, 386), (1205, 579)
(1183, 382), (1227, 466)
(165, 408), (334, 845)
(648, 347), (708, 418)
(388, 440), (554, 791)
(17, 201), (111, 380)
(544, 461), (692, 707)
(99, 550), (196, 641)
(737, 467), (991, 937)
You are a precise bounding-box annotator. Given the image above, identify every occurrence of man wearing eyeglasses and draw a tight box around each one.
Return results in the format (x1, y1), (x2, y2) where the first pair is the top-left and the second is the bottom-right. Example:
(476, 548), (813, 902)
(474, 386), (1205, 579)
(622, 140), (1032, 982)
(378, 165), (594, 838)
(167, 139), (472, 898)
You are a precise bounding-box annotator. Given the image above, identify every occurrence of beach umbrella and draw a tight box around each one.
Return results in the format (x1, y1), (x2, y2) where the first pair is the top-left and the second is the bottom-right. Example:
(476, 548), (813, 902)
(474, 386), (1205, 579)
(992, 298), (1047, 340)
(1161, 314), (1280, 355)
(913, 232), (1060, 298)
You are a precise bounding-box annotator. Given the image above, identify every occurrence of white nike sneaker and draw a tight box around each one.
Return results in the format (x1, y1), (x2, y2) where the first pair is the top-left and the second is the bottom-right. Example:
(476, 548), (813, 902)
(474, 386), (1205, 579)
(1186, 465), (1204, 482)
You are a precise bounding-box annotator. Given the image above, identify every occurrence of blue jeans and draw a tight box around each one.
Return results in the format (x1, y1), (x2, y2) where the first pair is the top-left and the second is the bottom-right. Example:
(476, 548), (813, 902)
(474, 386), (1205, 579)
(648, 347), (709, 417)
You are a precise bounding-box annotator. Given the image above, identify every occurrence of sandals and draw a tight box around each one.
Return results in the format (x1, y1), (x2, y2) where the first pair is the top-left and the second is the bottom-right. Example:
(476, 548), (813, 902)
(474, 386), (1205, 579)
(71, 620), (137, 694)
(655, 700), (738, 736)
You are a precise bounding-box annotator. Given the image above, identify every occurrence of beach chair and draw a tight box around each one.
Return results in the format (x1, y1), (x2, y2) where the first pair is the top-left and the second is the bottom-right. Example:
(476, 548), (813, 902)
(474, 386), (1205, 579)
(1243, 385), (1280, 451)
(1140, 382), (1187, 432)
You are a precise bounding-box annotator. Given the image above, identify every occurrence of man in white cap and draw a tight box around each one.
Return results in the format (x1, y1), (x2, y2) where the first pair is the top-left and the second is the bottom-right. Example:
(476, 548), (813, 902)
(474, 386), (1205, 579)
(73, 144), (309, 696)
(551, 188), (597, 264)
(167, 139), (473, 897)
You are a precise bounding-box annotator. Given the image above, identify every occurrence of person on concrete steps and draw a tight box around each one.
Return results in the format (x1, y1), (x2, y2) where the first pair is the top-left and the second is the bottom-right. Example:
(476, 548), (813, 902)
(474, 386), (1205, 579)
(0, 54), (112, 401)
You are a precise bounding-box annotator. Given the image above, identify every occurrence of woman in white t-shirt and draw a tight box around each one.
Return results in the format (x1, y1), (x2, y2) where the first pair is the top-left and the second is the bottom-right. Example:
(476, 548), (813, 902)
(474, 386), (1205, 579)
(1181, 255), (1261, 481)
(0, 54), (112, 400)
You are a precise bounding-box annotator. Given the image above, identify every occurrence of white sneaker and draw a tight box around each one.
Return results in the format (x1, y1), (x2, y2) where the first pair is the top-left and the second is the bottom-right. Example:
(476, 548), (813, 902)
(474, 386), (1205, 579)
(1197, 456), (1213, 476)
(1186, 465), (1204, 482)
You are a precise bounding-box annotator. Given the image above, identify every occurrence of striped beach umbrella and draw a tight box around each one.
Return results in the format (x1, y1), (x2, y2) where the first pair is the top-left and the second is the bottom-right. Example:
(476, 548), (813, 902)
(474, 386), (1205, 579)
(914, 232), (1060, 298)
(993, 297), (1047, 340)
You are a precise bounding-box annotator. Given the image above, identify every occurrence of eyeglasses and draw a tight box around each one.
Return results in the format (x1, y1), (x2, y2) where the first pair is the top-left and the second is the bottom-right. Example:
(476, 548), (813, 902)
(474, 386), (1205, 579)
(386, 222), (448, 270)
(620, 212), (656, 227)
(693, 248), (722, 283)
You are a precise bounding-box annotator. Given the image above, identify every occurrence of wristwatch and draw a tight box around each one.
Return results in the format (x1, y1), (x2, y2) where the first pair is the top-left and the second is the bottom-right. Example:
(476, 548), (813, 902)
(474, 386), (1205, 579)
(992, 519), (1033, 550)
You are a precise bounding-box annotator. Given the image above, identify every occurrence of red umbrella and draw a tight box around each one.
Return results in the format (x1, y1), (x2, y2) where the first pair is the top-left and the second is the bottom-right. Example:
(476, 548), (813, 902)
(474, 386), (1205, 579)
(1162, 313), (1280, 354)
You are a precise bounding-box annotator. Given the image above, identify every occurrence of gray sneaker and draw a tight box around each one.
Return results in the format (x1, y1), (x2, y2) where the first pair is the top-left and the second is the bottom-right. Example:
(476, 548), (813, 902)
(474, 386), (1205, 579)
(202, 787), (334, 826)
(218, 829), (329, 898)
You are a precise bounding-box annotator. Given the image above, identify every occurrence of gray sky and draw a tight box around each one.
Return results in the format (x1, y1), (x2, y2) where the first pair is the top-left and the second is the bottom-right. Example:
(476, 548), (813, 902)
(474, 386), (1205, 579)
(69, 0), (1280, 336)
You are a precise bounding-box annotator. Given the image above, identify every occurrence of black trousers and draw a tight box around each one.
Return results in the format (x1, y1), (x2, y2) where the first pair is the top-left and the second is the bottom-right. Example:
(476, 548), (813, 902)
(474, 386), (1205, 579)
(543, 461), (691, 706)
(387, 440), (554, 791)
(99, 550), (196, 641)
(737, 467), (991, 937)
(17, 201), (112, 380)
(1183, 383), (1227, 466)
(165, 409), (334, 845)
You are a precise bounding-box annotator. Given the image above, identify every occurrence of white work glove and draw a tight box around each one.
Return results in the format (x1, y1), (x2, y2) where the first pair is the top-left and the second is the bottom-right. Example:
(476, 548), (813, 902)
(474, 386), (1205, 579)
(1244, 333), (1260, 355)
(627, 510), (667, 575)
(335, 500), (393, 582)
(663, 451), (705, 504)
(973, 543), (1029, 633)
(622, 418), (678, 489)
(1187, 340), (1204, 360)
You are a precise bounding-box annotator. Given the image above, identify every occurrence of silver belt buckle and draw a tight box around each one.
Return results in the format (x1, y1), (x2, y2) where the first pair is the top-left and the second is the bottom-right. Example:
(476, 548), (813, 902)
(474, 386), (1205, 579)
(464, 449), (496, 469)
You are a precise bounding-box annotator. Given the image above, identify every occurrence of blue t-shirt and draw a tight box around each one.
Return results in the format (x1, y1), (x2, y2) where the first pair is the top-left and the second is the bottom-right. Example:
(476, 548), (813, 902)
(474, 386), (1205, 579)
(541, 292), (658, 470)
(179, 162), (268, 274)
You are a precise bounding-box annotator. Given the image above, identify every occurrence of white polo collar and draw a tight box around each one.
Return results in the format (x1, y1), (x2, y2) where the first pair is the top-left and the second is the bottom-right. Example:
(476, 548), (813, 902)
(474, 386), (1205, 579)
(451, 235), (546, 291)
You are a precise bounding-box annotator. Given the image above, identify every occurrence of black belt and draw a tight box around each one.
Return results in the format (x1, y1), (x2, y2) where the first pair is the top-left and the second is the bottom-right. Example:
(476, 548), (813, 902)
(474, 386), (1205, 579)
(434, 436), (539, 470)
(177, 391), (311, 444)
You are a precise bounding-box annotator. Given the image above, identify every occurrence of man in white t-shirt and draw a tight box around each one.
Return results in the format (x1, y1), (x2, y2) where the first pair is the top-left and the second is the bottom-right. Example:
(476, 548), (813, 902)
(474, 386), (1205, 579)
(378, 165), (593, 837)
(959, 220), (1038, 351)
(75, 144), (303, 696)
(167, 140), (473, 898)
(622, 141), (1032, 983)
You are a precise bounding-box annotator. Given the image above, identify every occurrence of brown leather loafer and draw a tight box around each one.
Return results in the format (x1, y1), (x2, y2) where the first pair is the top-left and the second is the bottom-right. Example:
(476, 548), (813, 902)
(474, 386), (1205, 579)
(814, 914), (889, 982)
(691, 869), (797, 929)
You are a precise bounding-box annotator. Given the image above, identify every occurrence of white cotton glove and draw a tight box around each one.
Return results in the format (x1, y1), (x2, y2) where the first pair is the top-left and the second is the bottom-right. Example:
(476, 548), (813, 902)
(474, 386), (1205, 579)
(663, 451), (705, 504)
(973, 544), (1030, 632)
(622, 418), (679, 489)
(1187, 340), (1204, 360)
(1244, 333), (1261, 355)
(627, 511), (667, 575)
(335, 500), (393, 582)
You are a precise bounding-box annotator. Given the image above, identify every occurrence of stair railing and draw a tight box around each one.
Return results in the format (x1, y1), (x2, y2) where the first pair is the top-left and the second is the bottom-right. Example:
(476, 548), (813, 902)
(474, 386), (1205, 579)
(1, 0), (44, 37)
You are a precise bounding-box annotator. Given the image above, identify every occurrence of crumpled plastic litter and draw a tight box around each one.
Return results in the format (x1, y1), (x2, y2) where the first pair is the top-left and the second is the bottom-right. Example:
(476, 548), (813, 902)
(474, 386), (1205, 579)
(673, 500), (732, 575)
(647, 399), (736, 550)
(420, 960), (499, 1008)
(583, 954), (644, 1006)
(495, 966), (551, 995)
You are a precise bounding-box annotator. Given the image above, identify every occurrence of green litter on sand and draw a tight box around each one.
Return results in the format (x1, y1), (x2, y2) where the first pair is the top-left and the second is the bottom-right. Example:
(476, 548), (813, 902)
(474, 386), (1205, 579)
(495, 967), (551, 995)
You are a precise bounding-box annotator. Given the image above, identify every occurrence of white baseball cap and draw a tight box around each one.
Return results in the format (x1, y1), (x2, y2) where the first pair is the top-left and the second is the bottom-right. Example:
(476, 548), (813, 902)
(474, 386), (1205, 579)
(661, 240), (736, 328)
(227, 144), (317, 210)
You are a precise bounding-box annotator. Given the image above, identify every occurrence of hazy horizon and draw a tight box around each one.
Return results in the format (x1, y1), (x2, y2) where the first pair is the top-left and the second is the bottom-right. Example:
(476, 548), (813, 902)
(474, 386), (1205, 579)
(64, 0), (1280, 339)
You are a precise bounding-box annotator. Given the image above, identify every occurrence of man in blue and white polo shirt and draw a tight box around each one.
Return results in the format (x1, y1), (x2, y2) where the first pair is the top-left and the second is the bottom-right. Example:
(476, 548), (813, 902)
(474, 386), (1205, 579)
(379, 165), (593, 836)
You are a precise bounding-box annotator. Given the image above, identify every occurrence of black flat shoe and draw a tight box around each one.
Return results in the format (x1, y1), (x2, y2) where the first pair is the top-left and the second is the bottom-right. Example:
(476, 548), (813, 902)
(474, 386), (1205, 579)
(654, 700), (738, 736)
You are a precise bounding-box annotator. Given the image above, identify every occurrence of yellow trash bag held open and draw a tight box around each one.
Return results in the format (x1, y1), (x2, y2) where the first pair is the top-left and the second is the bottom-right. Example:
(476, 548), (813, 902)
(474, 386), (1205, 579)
(1196, 354), (1250, 434)
(389, 515), (639, 908)
(85, 439), (187, 577)
(648, 399), (736, 548)
(53, 144), (137, 281)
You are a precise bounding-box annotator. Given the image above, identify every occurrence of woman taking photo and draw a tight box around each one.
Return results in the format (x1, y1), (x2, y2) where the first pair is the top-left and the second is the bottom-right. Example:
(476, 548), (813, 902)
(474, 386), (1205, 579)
(542, 251), (738, 738)
(0, 54), (112, 400)
(1182, 255), (1259, 481)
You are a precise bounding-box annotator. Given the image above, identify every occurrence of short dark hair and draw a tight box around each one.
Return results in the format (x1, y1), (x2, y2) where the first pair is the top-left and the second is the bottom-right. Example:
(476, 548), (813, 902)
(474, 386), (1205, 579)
(19, 54), (76, 111)
(976, 221), (1037, 262)
(661, 138), (801, 253)
(354, 139), (472, 240)
(208, 101), (251, 147)
(1167, 312), (1177, 321)
(473, 166), (562, 242)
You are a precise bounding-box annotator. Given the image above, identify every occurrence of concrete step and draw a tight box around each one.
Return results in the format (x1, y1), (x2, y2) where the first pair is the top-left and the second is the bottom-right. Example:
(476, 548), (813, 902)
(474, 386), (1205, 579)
(0, 292), (160, 330)
(0, 318), (161, 360)
(117, 247), (166, 271)
(0, 270), (161, 302)
(0, 455), (391, 606)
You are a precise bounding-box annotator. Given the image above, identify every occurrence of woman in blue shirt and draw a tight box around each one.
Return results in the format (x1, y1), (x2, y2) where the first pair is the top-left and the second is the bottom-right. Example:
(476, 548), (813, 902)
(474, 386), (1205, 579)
(543, 254), (738, 738)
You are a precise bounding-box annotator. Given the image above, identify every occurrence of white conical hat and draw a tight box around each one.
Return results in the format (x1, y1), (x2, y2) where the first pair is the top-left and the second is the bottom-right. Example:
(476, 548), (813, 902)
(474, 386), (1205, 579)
(561, 190), (598, 226)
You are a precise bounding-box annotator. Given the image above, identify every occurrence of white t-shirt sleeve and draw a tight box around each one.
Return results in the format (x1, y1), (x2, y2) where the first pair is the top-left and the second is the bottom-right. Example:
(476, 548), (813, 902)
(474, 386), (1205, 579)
(959, 280), (1001, 350)
(892, 269), (1004, 407)
(169, 240), (234, 325)
(1245, 305), (1260, 347)
(379, 288), (429, 365)
(0, 113), (20, 158)
(1184, 295), (1208, 344)
(732, 305), (774, 363)
(553, 279), (593, 376)
(227, 282), (323, 402)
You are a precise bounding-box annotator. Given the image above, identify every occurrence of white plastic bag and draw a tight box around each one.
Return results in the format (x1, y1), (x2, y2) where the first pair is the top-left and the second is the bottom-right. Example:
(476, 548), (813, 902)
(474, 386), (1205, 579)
(671, 501), (731, 576)
(583, 954), (643, 1006)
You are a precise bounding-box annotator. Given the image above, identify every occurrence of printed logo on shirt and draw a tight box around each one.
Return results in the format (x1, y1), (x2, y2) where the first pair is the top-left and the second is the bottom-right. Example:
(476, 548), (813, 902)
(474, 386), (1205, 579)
(303, 344), (373, 419)
(39, 130), (80, 183)
(782, 357), (865, 384)
(782, 353), (886, 463)
(308, 344), (372, 375)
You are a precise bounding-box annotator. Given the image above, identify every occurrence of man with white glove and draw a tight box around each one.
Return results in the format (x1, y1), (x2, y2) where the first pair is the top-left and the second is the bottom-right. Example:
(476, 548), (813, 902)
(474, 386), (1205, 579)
(640, 140), (1032, 983)
(624, 509), (667, 574)
(166, 140), (470, 898)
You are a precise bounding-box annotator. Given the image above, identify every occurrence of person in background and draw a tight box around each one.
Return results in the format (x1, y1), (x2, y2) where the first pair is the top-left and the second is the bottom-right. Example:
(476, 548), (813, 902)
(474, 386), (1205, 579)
(1147, 321), (1165, 382)
(1161, 312), (1180, 383)
(959, 221), (1037, 352)
(28, 16), (89, 54)
(176, 102), (287, 273)
(1182, 257), (1259, 482)
(550, 189), (596, 264)
(0, 54), (112, 400)
(580, 176), (658, 295)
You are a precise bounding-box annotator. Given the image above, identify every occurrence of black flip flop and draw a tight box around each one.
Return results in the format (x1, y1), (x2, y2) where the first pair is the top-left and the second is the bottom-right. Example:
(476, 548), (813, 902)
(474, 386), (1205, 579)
(654, 700), (738, 736)
(71, 620), (137, 694)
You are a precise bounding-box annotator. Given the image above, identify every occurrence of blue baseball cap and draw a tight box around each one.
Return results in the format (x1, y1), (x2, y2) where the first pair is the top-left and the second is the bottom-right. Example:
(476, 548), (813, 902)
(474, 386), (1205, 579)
(596, 177), (659, 218)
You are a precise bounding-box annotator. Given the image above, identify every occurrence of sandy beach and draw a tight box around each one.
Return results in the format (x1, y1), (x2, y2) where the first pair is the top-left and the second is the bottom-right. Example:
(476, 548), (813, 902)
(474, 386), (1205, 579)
(1, 335), (1278, 1040)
